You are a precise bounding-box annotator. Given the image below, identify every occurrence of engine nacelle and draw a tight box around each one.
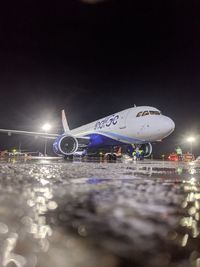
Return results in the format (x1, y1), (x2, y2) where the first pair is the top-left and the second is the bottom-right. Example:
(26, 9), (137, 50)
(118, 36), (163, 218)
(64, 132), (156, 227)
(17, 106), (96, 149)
(140, 143), (152, 157)
(53, 135), (79, 156)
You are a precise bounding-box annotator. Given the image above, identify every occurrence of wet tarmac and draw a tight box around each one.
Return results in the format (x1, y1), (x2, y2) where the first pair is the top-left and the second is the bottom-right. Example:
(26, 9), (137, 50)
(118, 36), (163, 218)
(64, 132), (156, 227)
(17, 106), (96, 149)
(0, 158), (200, 267)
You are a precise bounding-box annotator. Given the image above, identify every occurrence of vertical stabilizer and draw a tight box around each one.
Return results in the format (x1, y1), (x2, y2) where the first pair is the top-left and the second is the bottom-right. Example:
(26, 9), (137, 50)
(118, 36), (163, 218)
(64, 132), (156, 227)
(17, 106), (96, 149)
(61, 109), (70, 132)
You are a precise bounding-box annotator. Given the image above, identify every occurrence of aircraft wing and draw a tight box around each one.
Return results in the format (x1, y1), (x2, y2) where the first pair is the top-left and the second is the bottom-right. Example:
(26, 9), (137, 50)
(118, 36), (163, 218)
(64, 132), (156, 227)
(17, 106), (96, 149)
(0, 129), (59, 139)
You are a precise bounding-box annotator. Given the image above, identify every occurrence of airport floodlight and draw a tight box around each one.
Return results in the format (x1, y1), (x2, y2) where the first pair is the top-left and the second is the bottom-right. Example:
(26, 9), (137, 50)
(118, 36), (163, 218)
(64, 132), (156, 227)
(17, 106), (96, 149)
(186, 136), (195, 154)
(187, 136), (195, 143)
(42, 123), (51, 156)
(42, 123), (51, 132)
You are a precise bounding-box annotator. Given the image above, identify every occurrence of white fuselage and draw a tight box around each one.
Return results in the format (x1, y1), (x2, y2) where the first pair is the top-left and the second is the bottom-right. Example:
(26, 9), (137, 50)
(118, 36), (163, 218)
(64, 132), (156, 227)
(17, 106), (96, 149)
(71, 106), (175, 145)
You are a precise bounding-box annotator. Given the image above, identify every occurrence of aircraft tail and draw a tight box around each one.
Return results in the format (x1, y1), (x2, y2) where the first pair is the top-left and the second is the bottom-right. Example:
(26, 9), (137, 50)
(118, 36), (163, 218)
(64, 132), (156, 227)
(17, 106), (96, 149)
(61, 109), (70, 132)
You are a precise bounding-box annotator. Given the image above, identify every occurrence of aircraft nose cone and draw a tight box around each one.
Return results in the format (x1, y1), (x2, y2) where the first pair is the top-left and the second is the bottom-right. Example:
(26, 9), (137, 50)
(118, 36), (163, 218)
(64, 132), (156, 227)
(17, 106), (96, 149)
(162, 116), (175, 135)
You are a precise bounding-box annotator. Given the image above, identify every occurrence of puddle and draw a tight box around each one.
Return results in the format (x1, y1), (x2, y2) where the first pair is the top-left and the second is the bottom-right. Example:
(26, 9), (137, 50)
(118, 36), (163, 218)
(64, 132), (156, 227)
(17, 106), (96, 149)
(0, 160), (199, 267)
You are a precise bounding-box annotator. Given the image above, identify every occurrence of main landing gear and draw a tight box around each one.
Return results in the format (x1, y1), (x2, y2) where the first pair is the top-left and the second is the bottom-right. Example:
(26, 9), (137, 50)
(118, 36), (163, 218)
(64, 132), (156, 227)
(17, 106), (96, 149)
(104, 153), (117, 161)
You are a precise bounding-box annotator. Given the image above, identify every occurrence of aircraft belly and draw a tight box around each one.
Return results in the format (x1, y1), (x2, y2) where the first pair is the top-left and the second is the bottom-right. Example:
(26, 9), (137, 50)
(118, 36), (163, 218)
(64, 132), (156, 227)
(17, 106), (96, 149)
(86, 133), (124, 148)
(83, 131), (145, 148)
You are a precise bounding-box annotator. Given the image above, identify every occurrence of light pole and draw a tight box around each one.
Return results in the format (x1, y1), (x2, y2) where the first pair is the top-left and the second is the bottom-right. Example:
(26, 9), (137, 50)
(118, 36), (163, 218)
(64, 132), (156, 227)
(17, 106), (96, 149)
(187, 136), (195, 154)
(42, 123), (51, 157)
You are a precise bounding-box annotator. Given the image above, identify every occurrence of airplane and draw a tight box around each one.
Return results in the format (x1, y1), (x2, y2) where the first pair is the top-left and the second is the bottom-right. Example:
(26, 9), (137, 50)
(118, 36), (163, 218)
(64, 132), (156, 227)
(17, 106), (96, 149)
(0, 106), (175, 159)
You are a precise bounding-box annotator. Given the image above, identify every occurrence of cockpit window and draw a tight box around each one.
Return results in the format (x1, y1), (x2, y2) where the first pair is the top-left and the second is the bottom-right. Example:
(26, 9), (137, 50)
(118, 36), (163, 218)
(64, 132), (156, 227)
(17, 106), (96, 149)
(142, 111), (149, 116)
(136, 110), (161, 117)
(136, 111), (143, 117)
(149, 110), (161, 115)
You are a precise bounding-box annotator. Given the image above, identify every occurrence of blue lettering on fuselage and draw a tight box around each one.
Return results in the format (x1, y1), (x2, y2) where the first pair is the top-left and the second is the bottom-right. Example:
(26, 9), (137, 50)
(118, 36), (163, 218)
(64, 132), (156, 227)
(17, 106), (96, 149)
(94, 115), (119, 130)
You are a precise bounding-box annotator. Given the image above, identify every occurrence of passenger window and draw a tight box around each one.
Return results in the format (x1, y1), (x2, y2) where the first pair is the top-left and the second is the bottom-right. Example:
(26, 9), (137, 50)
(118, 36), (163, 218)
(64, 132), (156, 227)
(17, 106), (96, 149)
(142, 111), (149, 116)
(136, 112), (143, 117)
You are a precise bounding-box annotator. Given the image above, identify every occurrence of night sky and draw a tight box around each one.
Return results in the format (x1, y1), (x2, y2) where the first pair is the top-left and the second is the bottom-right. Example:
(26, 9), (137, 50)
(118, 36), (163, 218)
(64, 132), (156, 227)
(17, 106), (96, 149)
(0, 0), (200, 156)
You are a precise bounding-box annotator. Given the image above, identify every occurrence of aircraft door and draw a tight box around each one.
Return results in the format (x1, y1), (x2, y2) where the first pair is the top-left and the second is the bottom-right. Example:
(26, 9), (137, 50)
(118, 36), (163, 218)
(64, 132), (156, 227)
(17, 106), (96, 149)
(119, 110), (130, 129)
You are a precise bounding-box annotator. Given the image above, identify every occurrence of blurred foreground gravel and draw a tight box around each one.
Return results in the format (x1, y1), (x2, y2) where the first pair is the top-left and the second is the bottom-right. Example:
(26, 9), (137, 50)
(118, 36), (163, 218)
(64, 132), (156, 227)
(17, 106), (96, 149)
(0, 159), (200, 267)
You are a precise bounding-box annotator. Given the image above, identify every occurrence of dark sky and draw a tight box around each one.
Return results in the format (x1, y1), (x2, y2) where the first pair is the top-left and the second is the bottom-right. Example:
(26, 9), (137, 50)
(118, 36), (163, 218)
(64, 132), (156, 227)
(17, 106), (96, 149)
(0, 0), (200, 155)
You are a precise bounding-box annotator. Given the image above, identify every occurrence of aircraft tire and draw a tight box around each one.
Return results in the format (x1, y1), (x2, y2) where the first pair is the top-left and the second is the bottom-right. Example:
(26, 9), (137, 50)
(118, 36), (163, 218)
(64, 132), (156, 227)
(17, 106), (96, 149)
(111, 154), (117, 161)
(64, 155), (73, 161)
(105, 154), (117, 161)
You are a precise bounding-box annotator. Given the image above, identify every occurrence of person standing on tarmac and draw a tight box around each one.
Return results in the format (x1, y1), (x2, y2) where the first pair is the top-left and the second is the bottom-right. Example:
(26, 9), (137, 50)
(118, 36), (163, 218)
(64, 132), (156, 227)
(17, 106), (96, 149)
(132, 147), (144, 160)
(176, 146), (183, 161)
(139, 148), (144, 160)
(133, 147), (140, 160)
(132, 150), (137, 160)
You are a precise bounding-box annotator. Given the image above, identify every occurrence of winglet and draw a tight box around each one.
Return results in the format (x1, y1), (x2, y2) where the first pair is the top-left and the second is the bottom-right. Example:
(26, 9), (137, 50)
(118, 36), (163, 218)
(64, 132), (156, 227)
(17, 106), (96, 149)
(61, 109), (70, 132)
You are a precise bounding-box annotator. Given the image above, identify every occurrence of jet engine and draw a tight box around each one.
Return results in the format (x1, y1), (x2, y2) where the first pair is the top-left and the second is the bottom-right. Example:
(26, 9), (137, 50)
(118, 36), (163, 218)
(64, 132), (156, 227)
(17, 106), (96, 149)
(140, 143), (152, 157)
(53, 135), (79, 156)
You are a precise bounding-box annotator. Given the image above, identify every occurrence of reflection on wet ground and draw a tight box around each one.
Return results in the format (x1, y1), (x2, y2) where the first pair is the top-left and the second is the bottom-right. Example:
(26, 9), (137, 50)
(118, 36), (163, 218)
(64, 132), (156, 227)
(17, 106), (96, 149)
(0, 159), (200, 267)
